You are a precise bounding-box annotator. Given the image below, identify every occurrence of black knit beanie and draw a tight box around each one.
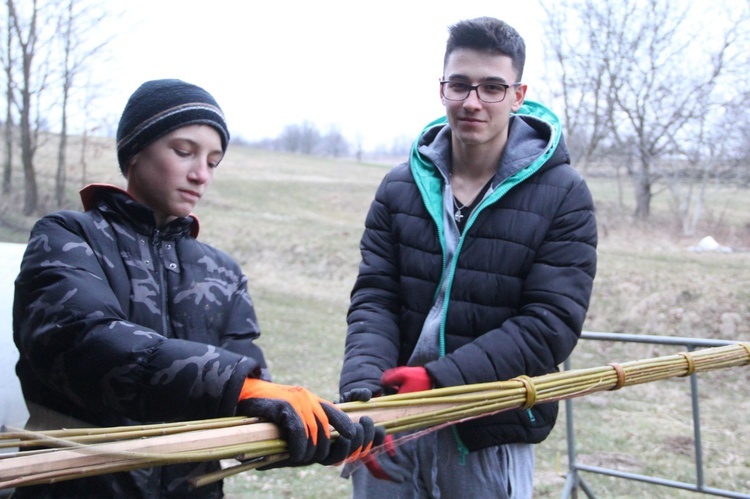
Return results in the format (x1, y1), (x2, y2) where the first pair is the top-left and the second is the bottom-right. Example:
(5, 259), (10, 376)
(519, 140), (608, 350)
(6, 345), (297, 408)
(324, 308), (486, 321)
(116, 79), (230, 176)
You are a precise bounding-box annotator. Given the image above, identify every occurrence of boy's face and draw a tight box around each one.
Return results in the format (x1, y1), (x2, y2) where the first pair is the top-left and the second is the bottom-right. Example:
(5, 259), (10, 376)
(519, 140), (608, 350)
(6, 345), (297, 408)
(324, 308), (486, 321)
(126, 125), (224, 227)
(441, 48), (527, 151)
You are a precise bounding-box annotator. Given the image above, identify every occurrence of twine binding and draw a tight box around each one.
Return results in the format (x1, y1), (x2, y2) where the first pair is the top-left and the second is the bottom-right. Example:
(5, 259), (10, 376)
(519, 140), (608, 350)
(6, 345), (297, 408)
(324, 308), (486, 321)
(512, 375), (537, 409)
(678, 352), (696, 377)
(608, 363), (626, 390)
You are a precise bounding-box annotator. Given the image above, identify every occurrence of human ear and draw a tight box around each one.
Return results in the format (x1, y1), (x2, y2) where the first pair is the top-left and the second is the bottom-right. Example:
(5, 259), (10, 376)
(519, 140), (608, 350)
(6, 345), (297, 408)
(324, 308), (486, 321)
(124, 154), (139, 179)
(510, 83), (528, 112)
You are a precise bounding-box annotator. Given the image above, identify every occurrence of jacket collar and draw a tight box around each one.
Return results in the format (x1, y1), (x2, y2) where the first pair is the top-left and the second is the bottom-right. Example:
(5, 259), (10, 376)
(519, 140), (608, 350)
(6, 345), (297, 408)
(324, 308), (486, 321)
(416, 114), (557, 186)
(79, 183), (201, 239)
(413, 100), (565, 184)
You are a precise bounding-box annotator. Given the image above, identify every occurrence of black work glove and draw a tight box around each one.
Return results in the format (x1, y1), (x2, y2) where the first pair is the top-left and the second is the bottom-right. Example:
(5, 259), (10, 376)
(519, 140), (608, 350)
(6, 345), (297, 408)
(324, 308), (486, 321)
(338, 387), (374, 403)
(319, 415), (385, 466)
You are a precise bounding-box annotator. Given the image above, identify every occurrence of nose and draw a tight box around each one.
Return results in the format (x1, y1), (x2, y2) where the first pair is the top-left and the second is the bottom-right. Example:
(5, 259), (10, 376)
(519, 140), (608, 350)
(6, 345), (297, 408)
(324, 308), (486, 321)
(188, 157), (213, 184)
(463, 87), (483, 109)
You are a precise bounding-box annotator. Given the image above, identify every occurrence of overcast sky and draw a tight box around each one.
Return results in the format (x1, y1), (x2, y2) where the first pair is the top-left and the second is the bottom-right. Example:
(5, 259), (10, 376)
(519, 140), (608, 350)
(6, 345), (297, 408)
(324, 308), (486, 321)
(100, 0), (546, 150)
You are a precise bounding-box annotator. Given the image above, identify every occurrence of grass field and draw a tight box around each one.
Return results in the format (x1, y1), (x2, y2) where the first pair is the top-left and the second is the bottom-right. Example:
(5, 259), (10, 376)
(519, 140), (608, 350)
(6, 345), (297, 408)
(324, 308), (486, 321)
(1, 138), (748, 497)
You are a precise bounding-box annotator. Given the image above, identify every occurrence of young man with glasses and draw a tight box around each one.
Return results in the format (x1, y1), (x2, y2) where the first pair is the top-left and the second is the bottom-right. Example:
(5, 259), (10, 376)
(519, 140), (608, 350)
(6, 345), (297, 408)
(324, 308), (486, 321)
(339, 17), (597, 498)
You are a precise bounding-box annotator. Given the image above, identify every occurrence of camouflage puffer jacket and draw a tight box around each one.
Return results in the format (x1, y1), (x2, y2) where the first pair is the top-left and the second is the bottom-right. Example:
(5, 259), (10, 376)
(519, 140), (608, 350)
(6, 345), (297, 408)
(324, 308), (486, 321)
(13, 184), (265, 498)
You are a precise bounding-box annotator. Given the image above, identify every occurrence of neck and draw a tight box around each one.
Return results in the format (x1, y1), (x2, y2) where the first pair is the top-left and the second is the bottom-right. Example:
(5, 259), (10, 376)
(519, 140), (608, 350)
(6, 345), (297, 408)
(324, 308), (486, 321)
(451, 143), (504, 203)
(450, 137), (505, 180)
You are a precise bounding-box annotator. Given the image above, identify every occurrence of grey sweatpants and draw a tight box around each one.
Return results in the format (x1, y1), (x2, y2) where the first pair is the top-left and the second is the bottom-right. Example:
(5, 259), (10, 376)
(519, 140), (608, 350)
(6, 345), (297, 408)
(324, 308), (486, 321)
(347, 429), (535, 499)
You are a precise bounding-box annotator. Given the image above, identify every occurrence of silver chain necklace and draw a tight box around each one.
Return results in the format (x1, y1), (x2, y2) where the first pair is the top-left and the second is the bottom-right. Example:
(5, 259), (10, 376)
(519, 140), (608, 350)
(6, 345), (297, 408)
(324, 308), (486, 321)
(452, 196), (468, 223)
(452, 186), (485, 223)
(450, 173), (494, 224)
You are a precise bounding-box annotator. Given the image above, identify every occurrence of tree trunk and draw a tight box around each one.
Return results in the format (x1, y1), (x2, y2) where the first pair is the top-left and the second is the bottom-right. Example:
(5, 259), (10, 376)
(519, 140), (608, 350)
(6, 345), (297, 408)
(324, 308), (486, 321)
(633, 166), (651, 220)
(56, 89), (68, 206)
(20, 67), (36, 215)
(3, 12), (12, 195)
(56, 128), (67, 206)
(56, 0), (74, 207)
(79, 129), (88, 186)
(20, 104), (37, 215)
(2, 118), (11, 196)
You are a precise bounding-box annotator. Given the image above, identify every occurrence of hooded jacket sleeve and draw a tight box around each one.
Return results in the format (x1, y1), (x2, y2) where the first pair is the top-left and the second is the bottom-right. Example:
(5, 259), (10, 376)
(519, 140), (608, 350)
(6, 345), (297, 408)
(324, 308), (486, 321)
(14, 214), (258, 423)
(339, 170), (406, 395)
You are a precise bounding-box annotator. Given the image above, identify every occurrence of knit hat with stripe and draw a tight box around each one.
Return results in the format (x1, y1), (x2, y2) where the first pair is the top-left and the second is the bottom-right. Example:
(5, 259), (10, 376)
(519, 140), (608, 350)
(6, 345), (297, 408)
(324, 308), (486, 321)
(116, 79), (230, 175)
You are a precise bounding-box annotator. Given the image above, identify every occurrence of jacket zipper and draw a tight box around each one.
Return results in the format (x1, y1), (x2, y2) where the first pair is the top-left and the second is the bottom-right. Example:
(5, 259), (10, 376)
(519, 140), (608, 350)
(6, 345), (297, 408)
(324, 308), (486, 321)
(152, 229), (169, 337)
(411, 105), (561, 462)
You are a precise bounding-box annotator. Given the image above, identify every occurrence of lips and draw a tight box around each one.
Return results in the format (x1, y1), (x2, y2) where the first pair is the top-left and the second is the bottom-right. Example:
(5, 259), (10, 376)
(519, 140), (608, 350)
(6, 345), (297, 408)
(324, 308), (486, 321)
(179, 189), (201, 202)
(458, 115), (484, 124)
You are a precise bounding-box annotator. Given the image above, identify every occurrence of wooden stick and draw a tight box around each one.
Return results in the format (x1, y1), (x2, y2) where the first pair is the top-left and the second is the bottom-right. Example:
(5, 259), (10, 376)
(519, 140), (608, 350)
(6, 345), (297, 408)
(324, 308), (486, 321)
(1, 343), (747, 490)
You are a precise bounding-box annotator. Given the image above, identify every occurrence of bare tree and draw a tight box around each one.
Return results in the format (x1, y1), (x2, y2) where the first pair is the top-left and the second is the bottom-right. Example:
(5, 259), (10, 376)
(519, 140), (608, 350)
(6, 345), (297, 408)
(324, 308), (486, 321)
(540, 1), (613, 171)
(541, 0), (749, 222)
(5, 0), (60, 214)
(7, 0), (42, 215)
(319, 125), (349, 158)
(277, 121), (321, 155)
(54, 0), (108, 206)
(2, 5), (13, 195)
(296, 120), (321, 155)
(2, 0), (111, 214)
(276, 123), (303, 153)
(721, 91), (750, 180)
(55, 0), (72, 206)
(76, 76), (108, 186)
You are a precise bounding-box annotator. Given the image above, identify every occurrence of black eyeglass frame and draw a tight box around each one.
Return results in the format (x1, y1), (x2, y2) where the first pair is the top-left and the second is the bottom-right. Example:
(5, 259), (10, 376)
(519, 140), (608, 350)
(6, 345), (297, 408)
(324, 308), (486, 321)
(439, 79), (522, 103)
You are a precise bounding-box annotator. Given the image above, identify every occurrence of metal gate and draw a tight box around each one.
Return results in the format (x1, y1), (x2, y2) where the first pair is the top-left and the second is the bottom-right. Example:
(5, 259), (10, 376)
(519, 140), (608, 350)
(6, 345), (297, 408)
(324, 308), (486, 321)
(561, 331), (749, 499)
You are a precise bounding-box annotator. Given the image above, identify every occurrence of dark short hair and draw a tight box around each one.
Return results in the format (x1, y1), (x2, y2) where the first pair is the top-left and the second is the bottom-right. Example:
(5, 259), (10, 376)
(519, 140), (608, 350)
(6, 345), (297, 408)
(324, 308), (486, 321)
(444, 17), (526, 81)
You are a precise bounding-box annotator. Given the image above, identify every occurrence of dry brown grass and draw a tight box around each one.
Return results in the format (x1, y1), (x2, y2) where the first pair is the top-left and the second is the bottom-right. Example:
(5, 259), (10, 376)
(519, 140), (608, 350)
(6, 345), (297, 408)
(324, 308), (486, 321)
(1, 137), (748, 497)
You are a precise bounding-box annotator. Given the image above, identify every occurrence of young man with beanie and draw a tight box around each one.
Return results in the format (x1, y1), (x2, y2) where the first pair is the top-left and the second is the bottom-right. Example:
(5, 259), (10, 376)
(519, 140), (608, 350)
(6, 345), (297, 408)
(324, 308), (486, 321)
(339, 18), (597, 498)
(13, 79), (381, 498)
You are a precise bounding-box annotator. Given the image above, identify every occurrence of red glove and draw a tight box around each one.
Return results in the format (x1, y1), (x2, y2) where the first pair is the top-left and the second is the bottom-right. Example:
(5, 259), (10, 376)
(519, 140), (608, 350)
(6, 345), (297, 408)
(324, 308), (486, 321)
(237, 378), (356, 464)
(361, 434), (398, 480)
(381, 366), (432, 394)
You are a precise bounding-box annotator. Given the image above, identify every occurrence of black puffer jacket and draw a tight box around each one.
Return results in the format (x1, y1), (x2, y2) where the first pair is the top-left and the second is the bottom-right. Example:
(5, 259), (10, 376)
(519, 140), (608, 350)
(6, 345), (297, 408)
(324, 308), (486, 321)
(340, 102), (597, 451)
(13, 184), (266, 498)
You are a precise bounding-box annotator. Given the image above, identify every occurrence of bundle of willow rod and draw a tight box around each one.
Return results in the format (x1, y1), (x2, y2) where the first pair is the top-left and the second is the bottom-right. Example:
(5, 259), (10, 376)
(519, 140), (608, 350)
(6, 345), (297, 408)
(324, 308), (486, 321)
(1, 342), (748, 490)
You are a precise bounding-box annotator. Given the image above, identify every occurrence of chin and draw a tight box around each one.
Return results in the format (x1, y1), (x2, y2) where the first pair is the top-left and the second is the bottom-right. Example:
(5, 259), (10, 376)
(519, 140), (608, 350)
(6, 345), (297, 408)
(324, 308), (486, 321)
(454, 132), (486, 145)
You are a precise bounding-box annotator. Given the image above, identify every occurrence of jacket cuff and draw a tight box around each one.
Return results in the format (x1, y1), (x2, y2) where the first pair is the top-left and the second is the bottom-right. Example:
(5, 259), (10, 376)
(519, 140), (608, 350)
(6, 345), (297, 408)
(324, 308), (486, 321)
(218, 356), (259, 417)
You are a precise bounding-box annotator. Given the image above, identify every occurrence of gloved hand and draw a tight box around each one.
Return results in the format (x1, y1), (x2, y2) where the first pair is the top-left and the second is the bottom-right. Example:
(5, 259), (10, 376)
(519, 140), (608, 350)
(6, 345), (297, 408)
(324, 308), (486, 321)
(338, 387), (374, 403)
(340, 376), (423, 482)
(332, 389), (386, 464)
(261, 415), (386, 470)
(361, 433), (400, 480)
(319, 415), (386, 465)
(381, 366), (432, 394)
(236, 378), (357, 464)
(349, 368), (431, 481)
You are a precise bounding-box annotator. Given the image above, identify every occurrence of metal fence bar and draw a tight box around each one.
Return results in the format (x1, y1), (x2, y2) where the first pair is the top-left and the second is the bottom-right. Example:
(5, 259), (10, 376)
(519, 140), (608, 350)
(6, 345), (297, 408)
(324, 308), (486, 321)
(688, 345), (705, 492)
(570, 464), (750, 499)
(560, 332), (748, 499)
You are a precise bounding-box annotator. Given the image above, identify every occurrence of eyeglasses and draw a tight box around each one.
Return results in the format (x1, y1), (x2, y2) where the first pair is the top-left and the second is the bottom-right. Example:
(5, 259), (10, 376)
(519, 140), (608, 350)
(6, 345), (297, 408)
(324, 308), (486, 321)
(439, 80), (521, 103)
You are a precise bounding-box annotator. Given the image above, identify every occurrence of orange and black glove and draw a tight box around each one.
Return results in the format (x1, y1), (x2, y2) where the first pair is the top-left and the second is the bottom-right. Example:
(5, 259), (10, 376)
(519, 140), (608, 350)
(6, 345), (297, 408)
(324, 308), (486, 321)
(319, 415), (385, 466)
(315, 388), (386, 466)
(237, 378), (357, 464)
